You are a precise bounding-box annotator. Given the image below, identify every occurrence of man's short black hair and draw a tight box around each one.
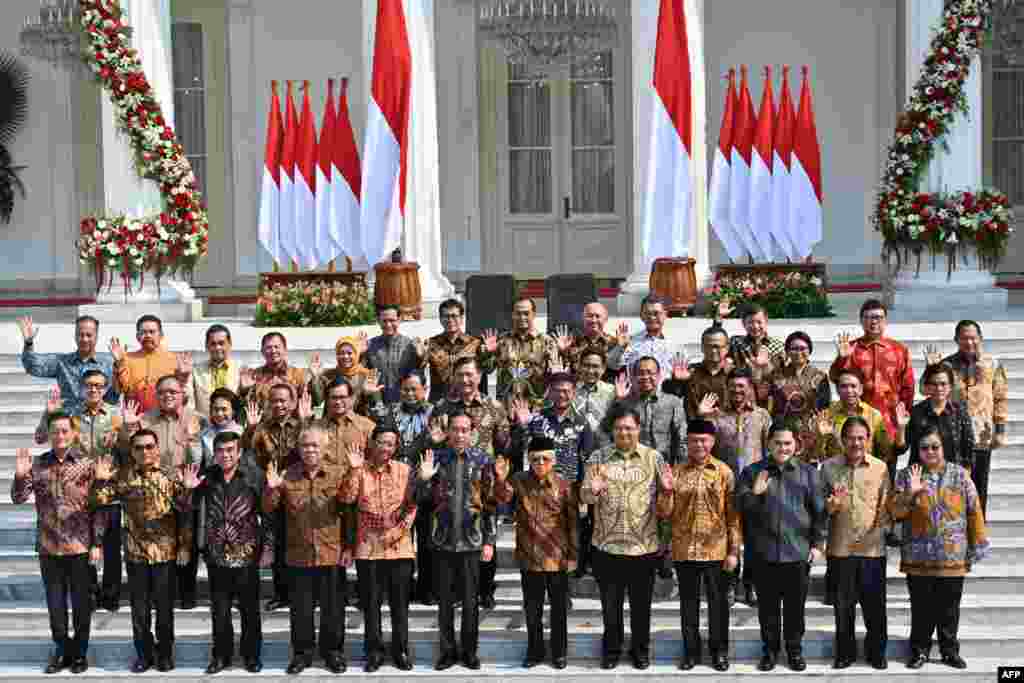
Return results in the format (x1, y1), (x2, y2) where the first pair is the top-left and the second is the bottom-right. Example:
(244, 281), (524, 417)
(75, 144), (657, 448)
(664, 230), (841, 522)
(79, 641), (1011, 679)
(136, 314), (163, 333)
(205, 323), (232, 345)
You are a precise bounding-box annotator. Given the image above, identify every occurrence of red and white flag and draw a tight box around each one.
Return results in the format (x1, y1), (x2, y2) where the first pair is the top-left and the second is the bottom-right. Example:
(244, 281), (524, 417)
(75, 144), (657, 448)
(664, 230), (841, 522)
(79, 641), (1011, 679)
(709, 69), (744, 261)
(641, 0), (692, 261)
(278, 81), (299, 264)
(749, 66), (776, 262)
(361, 0), (412, 266)
(315, 79), (340, 266)
(771, 66), (799, 261)
(790, 66), (823, 259)
(332, 77), (363, 265)
(729, 66), (762, 261)
(295, 81), (318, 269)
(257, 80), (284, 264)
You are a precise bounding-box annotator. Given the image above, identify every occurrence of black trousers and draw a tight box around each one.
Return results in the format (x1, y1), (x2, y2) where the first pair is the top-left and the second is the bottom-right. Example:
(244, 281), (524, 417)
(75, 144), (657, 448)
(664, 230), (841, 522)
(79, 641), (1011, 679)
(832, 556), (887, 661)
(435, 550), (480, 657)
(414, 504), (435, 600)
(907, 575), (965, 657)
(177, 511), (199, 604)
(40, 553), (92, 660)
(357, 559), (413, 657)
(272, 508), (289, 601)
(675, 560), (729, 657)
(89, 507), (122, 602)
(209, 564), (262, 661)
(754, 561), (809, 656)
(592, 549), (658, 659)
(289, 566), (345, 660)
(521, 571), (569, 660)
(479, 558), (497, 600)
(126, 560), (175, 661)
(972, 449), (991, 517)
(578, 507), (594, 571)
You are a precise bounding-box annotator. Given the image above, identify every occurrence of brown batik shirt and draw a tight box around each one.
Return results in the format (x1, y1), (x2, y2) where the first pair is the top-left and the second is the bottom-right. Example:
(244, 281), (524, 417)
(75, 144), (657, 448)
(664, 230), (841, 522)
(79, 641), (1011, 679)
(263, 464), (348, 567)
(494, 469), (579, 572)
(657, 456), (741, 562)
(338, 460), (418, 560)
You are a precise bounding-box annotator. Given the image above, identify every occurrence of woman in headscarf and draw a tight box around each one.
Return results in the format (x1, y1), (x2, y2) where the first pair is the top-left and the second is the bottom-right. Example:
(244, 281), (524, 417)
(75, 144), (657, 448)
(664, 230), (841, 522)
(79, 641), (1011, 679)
(766, 331), (832, 463)
(309, 335), (378, 416)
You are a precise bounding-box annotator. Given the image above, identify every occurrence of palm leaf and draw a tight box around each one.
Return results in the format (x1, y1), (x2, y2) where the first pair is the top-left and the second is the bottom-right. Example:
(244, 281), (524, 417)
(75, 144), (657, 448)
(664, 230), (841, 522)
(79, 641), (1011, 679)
(0, 52), (29, 147)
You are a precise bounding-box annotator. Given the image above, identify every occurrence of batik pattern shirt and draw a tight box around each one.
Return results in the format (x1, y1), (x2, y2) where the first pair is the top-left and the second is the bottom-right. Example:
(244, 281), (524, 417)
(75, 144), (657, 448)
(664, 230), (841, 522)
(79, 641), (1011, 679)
(675, 364), (731, 419)
(114, 349), (178, 413)
(249, 417), (305, 471)
(767, 363), (832, 456)
(339, 460), (418, 560)
(560, 332), (619, 377)
(608, 331), (674, 377)
(91, 463), (193, 564)
(814, 401), (900, 465)
(890, 462), (989, 577)
(613, 392), (687, 464)
(820, 454), (891, 558)
(581, 443), (666, 556)
(729, 334), (786, 367)
(433, 395), (511, 456)
(904, 399), (976, 470)
(573, 381), (616, 435)
(419, 446), (498, 553)
(315, 414), (375, 471)
(11, 449), (101, 557)
(494, 470), (579, 572)
(711, 406), (772, 475)
(515, 408), (595, 481)
(363, 334), (423, 404)
(377, 401), (433, 467)
(21, 349), (119, 409)
(195, 463), (273, 568)
(931, 352), (1009, 450)
(495, 330), (560, 402)
(239, 365), (309, 412)
(122, 409), (205, 469)
(424, 333), (496, 402)
(829, 336), (915, 439)
(656, 456), (741, 562)
(68, 404), (123, 460)
(263, 464), (348, 567)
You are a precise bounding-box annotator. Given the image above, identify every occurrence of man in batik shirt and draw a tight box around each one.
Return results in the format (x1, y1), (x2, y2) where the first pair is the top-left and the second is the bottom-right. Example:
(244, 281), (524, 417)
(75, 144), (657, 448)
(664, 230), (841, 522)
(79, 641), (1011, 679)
(725, 304), (786, 408)
(553, 302), (620, 381)
(363, 304), (425, 404)
(494, 297), (559, 402)
(110, 315), (187, 413)
(238, 332), (309, 413)
(423, 298), (497, 402)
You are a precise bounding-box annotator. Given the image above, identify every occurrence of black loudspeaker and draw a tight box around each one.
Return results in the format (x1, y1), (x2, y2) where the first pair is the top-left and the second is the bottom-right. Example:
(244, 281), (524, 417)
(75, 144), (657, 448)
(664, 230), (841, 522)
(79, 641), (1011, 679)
(465, 274), (516, 336)
(546, 274), (598, 335)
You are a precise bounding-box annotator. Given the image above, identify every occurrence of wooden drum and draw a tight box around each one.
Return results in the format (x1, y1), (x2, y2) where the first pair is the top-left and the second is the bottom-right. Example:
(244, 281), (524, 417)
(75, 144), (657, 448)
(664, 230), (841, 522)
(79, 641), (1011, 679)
(373, 262), (423, 320)
(649, 257), (697, 315)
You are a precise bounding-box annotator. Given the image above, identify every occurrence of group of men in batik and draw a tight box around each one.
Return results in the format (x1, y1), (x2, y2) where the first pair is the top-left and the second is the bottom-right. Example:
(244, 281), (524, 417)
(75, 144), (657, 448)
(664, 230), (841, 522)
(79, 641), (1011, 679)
(12, 294), (995, 673)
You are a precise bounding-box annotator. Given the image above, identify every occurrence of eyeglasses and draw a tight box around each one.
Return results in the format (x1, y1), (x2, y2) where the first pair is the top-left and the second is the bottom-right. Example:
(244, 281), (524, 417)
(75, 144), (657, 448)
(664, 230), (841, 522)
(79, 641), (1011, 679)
(862, 314), (886, 321)
(788, 346), (810, 353)
(920, 443), (942, 452)
(83, 383), (107, 391)
(157, 389), (181, 396)
(634, 370), (658, 377)
(132, 443), (159, 451)
(440, 313), (462, 320)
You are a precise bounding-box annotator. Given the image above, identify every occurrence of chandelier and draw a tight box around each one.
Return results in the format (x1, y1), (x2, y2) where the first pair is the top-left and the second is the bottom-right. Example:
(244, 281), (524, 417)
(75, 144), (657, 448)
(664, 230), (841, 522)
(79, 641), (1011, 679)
(479, 0), (619, 80)
(992, 0), (1024, 64)
(19, 0), (85, 68)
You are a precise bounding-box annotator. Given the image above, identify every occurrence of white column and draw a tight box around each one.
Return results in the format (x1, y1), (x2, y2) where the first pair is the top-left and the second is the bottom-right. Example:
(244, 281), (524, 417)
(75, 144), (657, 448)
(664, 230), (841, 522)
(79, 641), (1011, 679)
(363, 0), (455, 315)
(891, 0), (1004, 315)
(618, 0), (707, 315)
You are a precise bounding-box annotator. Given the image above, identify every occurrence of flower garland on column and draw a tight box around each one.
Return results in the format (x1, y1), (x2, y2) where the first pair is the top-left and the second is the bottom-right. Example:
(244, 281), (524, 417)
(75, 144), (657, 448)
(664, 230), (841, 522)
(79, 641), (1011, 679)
(76, 0), (209, 295)
(874, 0), (1013, 279)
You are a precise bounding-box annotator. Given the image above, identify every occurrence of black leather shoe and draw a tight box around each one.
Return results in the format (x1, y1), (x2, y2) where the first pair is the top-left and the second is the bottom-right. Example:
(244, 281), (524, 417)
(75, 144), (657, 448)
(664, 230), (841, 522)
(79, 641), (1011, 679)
(744, 583), (758, 606)
(393, 652), (413, 671)
(325, 655), (347, 674)
(941, 653), (967, 669)
(286, 657), (309, 675)
(463, 654), (481, 670)
(206, 658), (229, 675)
(552, 657), (567, 670)
(758, 653), (776, 671)
(870, 656), (888, 670)
(712, 653), (729, 672)
(99, 597), (119, 612)
(630, 652), (650, 670)
(156, 657), (175, 672)
(833, 656), (855, 669)
(44, 655), (70, 674)
(265, 597), (289, 611)
(600, 655), (618, 670)
(522, 654), (544, 668)
(179, 597), (197, 610)
(130, 658), (152, 674)
(69, 657), (88, 674)
(244, 659), (262, 673)
(364, 654), (382, 673)
(435, 652), (458, 671)
(678, 656), (696, 670)
(480, 594), (496, 610)
(788, 654), (806, 672)
(907, 652), (928, 669)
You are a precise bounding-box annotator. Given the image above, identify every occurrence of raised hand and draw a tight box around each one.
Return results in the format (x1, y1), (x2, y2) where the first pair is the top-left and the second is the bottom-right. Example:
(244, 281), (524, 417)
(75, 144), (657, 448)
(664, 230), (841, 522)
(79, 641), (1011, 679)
(346, 443), (365, 469)
(363, 369), (382, 395)
(15, 448), (32, 478)
(309, 352), (322, 377)
(414, 336), (429, 358)
(46, 386), (62, 414)
(102, 431), (117, 451)
(717, 300), (735, 320)
(828, 483), (849, 509)
(924, 344), (943, 367)
(176, 351), (194, 377)
(239, 367), (255, 391)
(752, 470), (770, 495)
(835, 332), (853, 359)
(245, 397), (262, 426)
(697, 393), (718, 417)
(813, 409), (834, 437)
(896, 402), (910, 429)
(723, 356), (736, 374)
(614, 372), (631, 400)
(356, 331), (369, 354)
(658, 463), (675, 491)
(671, 352), (691, 381)
(180, 462), (204, 490)
(548, 356), (566, 375)
(482, 329), (498, 353)
(428, 417), (447, 444)
(108, 337), (126, 362)
(907, 463), (924, 496)
(94, 455), (116, 481)
(554, 324), (572, 353)
(122, 398), (141, 427)
(510, 397), (532, 426)
(418, 449), (438, 480)
(297, 391), (313, 420)
(16, 316), (37, 343)
(266, 461), (284, 489)
(615, 321), (630, 348)
(589, 465), (609, 496)
(494, 455), (510, 482)
(752, 345), (772, 370)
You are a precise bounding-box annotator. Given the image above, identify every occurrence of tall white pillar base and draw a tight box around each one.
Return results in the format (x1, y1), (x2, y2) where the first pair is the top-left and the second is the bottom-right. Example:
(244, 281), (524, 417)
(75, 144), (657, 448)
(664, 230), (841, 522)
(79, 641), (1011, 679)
(888, 246), (1007, 317)
(82, 275), (202, 322)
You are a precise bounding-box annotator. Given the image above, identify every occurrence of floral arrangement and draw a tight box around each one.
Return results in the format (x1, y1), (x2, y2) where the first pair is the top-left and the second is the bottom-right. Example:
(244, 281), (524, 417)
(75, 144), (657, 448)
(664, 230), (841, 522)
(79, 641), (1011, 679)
(874, 0), (1013, 275)
(704, 270), (833, 319)
(77, 0), (208, 293)
(255, 280), (377, 327)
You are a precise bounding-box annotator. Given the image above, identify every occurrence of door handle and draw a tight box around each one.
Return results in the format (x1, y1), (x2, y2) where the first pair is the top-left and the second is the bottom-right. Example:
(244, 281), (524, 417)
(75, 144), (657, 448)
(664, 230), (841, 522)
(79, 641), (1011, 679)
(563, 196), (572, 220)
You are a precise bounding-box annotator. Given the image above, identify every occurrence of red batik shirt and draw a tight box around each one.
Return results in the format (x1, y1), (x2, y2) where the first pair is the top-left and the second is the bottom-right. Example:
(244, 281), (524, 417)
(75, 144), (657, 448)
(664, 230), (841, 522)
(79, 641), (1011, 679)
(830, 336), (914, 439)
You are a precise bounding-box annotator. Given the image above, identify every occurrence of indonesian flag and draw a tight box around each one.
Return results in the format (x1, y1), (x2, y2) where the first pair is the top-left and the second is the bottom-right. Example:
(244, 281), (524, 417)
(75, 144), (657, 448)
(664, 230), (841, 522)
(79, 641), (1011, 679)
(278, 82), (299, 264)
(257, 81), (283, 264)
(729, 66), (762, 261)
(790, 66), (823, 259)
(315, 79), (340, 266)
(709, 69), (744, 261)
(749, 66), (776, 262)
(641, 0), (692, 261)
(771, 66), (799, 261)
(295, 81), (319, 269)
(361, 0), (412, 266)
(332, 77), (363, 264)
